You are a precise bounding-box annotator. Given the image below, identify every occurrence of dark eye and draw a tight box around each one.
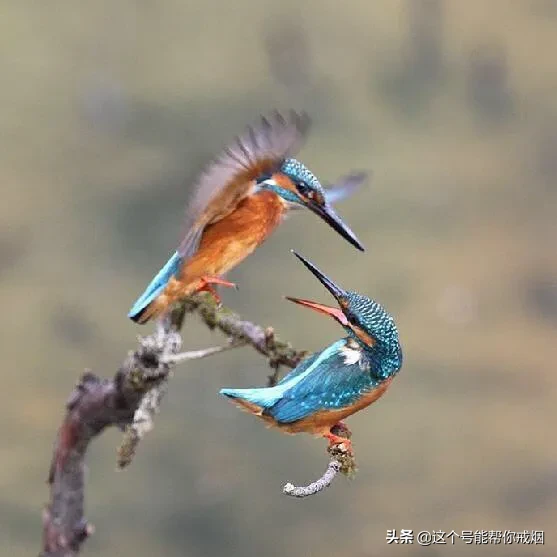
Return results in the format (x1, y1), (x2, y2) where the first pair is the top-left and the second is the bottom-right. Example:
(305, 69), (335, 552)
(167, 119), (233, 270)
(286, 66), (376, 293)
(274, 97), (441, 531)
(296, 182), (323, 204)
(296, 181), (311, 196)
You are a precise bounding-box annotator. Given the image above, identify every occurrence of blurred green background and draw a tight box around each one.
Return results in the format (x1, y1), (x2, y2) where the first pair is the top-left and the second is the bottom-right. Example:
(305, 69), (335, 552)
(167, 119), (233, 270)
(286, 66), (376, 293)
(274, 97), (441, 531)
(2, 1), (557, 555)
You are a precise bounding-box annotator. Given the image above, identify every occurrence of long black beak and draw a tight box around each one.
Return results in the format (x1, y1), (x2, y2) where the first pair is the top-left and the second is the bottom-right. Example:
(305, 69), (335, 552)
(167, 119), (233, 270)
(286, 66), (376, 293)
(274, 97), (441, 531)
(290, 251), (346, 302)
(307, 201), (365, 252)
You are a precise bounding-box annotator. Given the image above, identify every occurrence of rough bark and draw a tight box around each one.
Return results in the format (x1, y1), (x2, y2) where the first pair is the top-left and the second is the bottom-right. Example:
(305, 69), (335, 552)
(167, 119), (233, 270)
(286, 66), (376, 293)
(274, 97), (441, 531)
(40, 293), (352, 556)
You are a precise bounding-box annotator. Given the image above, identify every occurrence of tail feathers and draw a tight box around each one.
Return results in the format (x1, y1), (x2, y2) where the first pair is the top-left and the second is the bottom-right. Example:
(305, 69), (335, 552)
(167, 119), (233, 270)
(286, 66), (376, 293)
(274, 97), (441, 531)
(128, 251), (182, 323)
(131, 295), (170, 324)
(220, 387), (283, 409)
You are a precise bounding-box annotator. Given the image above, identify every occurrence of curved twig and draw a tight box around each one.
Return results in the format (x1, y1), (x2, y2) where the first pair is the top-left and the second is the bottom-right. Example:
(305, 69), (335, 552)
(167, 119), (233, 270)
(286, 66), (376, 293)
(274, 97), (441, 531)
(283, 460), (342, 497)
(282, 424), (357, 498)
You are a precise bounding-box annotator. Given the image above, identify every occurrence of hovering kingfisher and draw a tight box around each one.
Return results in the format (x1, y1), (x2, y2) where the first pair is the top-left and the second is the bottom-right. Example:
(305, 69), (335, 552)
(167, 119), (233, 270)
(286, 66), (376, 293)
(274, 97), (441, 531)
(220, 252), (403, 452)
(129, 111), (366, 323)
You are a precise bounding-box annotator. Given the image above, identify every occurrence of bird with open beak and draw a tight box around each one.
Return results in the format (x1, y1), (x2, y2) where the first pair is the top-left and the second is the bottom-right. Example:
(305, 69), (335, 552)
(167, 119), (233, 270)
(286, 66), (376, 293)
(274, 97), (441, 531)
(220, 252), (403, 453)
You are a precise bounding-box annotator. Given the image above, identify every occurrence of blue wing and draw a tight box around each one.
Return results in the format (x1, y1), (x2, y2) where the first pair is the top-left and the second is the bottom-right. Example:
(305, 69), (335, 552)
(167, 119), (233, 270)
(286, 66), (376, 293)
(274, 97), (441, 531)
(221, 338), (380, 424)
(324, 172), (367, 205)
(267, 339), (378, 424)
(220, 341), (343, 409)
(128, 251), (182, 321)
(276, 351), (321, 385)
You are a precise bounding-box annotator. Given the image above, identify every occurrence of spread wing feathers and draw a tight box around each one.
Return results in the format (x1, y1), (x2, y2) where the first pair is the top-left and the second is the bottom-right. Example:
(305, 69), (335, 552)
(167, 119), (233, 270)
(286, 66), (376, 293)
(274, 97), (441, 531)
(266, 340), (376, 424)
(178, 111), (311, 258)
(324, 172), (368, 205)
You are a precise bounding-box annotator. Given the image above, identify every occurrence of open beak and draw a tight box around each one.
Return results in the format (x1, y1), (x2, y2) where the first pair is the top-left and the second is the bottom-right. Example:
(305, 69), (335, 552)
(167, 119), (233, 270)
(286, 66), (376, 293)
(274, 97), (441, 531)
(307, 201), (365, 252)
(285, 297), (348, 325)
(286, 251), (350, 325)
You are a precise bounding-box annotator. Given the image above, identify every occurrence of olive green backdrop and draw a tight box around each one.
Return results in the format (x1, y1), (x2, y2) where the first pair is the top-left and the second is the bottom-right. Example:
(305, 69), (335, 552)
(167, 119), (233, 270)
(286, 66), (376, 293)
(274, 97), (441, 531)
(2, 1), (556, 556)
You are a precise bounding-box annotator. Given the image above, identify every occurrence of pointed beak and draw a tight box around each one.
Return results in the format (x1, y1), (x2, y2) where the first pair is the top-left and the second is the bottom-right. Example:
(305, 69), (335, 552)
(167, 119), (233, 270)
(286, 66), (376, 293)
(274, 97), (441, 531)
(291, 250), (346, 299)
(286, 250), (348, 325)
(287, 252), (349, 324)
(306, 201), (365, 252)
(285, 297), (349, 325)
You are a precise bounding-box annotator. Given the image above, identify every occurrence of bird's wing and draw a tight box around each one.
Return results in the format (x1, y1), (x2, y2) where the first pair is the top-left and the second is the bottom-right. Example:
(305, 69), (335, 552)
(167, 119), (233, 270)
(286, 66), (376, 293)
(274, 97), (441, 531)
(323, 172), (368, 205)
(276, 351), (321, 385)
(267, 338), (377, 423)
(178, 111), (310, 258)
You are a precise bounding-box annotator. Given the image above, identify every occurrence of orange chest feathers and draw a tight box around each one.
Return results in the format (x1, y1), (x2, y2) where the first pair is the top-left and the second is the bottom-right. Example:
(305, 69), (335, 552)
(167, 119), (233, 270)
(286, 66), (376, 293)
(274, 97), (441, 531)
(183, 191), (287, 278)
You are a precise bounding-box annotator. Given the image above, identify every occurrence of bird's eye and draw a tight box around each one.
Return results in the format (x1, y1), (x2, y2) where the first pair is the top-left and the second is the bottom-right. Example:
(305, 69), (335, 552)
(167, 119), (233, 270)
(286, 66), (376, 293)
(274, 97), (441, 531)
(296, 182), (311, 196)
(296, 182), (324, 204)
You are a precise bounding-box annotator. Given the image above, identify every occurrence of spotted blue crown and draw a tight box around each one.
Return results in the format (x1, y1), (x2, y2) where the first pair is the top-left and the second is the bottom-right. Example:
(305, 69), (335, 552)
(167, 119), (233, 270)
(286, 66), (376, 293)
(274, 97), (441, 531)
(281, 158), (325, 194)
(342, 290), (402, 378)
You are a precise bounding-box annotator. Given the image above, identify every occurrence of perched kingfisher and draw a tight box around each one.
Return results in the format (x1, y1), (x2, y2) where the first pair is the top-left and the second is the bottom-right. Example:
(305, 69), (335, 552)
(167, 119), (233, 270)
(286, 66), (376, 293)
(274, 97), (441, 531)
(220, 252), (403, 452)
(129, 111), (366, 323)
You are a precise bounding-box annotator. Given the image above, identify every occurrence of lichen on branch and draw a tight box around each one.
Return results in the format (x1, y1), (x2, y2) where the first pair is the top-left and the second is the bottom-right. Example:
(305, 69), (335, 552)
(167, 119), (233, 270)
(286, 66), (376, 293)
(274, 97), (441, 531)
(41, 293), (348, 556)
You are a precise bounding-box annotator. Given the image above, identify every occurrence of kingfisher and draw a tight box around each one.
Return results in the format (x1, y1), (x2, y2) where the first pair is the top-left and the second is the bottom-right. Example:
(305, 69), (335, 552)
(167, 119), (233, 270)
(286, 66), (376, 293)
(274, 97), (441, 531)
(220, 252), (403, 452)
(129, 111), (366, 323)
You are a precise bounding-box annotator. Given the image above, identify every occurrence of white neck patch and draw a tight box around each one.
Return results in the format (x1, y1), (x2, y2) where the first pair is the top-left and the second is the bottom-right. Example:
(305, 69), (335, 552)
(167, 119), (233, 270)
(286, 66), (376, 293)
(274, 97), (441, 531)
(340, 338), (371, 370)
(341, 342), (362, 365)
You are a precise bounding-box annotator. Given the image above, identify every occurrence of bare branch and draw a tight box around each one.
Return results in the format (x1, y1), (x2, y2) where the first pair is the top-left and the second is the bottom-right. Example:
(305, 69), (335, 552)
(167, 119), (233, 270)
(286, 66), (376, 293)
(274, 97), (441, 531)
(161, 339), (245, 365)
(282, 424), (357, 498)
(41, 293), (308, 556)
(181, 294), (308, 372)
(283, 460), (342, 498)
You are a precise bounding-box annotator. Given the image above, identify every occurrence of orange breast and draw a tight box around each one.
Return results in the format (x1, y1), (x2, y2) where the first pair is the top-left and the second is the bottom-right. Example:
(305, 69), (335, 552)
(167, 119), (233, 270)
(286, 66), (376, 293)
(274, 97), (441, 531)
(180, 191), (286, 286)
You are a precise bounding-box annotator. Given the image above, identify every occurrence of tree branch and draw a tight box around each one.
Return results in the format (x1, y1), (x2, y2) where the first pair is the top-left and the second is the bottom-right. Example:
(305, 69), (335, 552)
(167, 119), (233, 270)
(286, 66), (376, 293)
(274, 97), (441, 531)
(180, 294), (308, 382)
(282, 423), (356, 498)
(41, 293), (308, 556)
(283, 460), (342, 497)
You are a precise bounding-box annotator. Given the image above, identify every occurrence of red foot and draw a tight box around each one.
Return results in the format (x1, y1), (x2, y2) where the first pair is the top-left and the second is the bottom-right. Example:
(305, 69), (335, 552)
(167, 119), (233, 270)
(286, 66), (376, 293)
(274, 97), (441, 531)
(324, 430), (353, 454)
(196, 276), (237, 304)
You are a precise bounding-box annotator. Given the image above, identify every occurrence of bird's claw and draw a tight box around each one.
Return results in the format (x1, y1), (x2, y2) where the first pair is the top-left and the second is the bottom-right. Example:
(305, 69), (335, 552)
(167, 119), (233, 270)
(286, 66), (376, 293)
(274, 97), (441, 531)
(196, 276), (238, 304)
(324, 431), (353, 455)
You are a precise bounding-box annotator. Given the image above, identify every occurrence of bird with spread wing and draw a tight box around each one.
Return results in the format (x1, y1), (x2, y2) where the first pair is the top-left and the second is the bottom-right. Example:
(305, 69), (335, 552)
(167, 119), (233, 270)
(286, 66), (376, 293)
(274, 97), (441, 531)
(129, 111), (366, 324)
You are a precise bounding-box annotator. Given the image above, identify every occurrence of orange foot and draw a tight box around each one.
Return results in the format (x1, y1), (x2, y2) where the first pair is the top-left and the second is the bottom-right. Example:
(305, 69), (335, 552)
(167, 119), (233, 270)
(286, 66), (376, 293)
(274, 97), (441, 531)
(196, 276), (237, 304)
(324, 430), (353, 454)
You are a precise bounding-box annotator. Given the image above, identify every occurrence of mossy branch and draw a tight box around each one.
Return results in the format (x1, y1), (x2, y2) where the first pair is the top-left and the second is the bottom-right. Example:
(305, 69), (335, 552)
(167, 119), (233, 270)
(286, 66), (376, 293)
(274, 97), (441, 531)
(41, 292), (350, 555)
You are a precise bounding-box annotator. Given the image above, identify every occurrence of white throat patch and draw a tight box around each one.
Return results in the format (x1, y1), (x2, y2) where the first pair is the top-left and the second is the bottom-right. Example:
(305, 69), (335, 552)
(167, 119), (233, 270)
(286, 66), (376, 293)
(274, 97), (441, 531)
(341, 342), (363, 365)
(340, 338), (370, 370)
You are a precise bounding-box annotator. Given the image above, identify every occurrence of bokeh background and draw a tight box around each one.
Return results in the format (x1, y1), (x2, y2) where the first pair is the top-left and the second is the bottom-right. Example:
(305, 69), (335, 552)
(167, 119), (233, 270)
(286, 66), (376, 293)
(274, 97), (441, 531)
(2, 1), (557, 555)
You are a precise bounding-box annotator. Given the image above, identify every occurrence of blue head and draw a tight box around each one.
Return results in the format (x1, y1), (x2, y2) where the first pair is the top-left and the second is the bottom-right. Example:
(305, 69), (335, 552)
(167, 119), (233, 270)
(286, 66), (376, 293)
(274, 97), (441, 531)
(256, 158), (365, 251)
(287, 251), (402, 377)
